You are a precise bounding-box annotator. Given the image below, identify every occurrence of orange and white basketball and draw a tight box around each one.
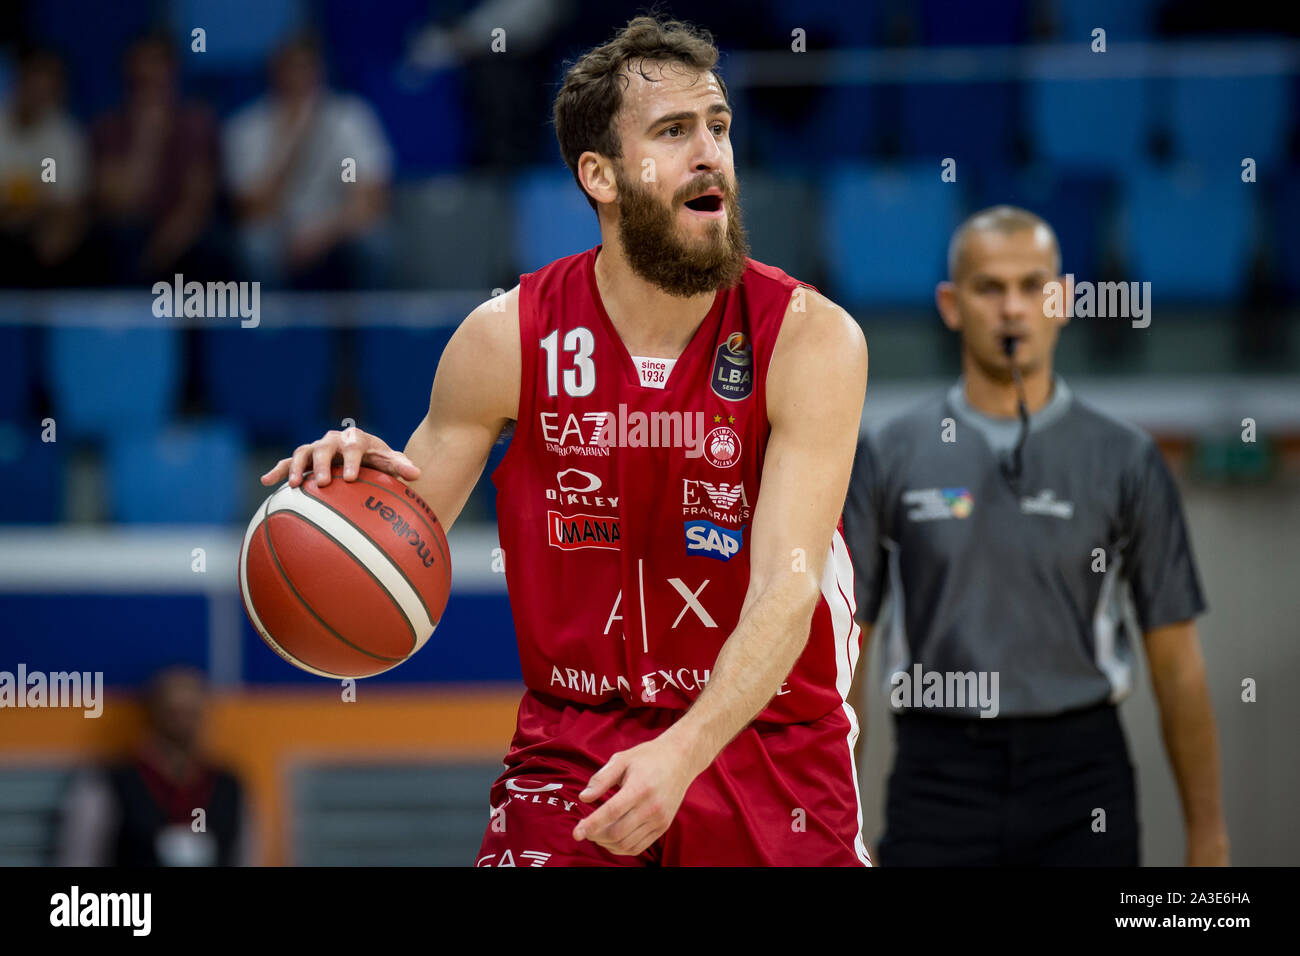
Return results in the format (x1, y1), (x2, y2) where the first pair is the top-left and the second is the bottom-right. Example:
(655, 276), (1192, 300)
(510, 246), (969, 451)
(237, 465), (451, 678)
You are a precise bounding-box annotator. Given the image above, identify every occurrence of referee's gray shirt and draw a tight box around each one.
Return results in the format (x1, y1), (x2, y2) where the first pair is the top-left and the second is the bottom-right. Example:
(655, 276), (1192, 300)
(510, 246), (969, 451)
(842, 376), (1207, 718)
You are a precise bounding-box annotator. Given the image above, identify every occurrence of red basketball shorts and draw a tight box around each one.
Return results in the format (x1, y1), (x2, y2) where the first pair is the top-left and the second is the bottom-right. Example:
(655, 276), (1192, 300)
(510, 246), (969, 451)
(475, 689), (872, 866)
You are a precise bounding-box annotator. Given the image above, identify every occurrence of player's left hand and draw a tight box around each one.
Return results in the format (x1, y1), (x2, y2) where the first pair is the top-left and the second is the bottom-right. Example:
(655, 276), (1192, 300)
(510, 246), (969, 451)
(573, 735), (700, 856)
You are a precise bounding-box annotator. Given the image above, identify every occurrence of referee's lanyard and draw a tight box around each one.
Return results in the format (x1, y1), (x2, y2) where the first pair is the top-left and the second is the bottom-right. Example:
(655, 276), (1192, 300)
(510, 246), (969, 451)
(998, 337), (1031, 493)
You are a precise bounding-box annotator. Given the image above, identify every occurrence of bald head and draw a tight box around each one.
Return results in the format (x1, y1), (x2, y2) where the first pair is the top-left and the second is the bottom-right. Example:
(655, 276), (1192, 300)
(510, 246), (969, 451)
(948, 205), (1060, 284)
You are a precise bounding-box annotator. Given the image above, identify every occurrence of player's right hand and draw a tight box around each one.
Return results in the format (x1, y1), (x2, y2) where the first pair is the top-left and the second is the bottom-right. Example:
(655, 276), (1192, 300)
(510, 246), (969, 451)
(260, 427), (422, 489)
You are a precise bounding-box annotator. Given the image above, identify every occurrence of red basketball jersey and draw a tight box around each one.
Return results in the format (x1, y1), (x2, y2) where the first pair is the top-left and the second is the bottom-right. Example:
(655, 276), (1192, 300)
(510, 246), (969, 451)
(491, 245), (861, 724)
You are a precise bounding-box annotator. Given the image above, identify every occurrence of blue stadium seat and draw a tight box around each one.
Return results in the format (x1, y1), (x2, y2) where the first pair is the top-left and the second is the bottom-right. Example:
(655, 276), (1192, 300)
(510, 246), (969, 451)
(1271, 172), (1300, 303)
(899, 81), (1020, 170)
(105, 420), (245, 524)
(734, 0), (880, 166)
(758, 0), (878, 45)
(1028, 75), (1153, 171)
(0, 420), (65, 524)
(823, 163), (960, 307)
(973, 166), (1115, 281)
(513, 168), (602, 274)
(317, 0), (431, 90)
(28, 0), (155, 119)
(169, 0), (304, 71)
(744, 85), (878, 170)
(1165, 67), (1293, 169)
(1054, 0), (1158, 41)
(356, 316), (459, 449)
(916, 0), (1030, 45)
(736, 173), (823, 288)
(359, 63), (467, 178)
(44, 304), (181, 441)
(0, 323), (34, 421)
(391, 176), (515, 290)
(198, 320), (336, 446)
(1123, 164), (1255, 303)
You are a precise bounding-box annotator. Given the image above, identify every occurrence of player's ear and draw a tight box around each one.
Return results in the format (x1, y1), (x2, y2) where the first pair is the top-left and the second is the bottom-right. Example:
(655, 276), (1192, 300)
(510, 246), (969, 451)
(936, 281), (961, 332)
(579, 151), (619, 207)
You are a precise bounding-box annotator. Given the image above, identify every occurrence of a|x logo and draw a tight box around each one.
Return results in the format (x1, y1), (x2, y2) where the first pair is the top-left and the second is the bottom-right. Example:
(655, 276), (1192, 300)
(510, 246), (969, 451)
(603, 568), (718, 654)
(668, 577), (717, 628)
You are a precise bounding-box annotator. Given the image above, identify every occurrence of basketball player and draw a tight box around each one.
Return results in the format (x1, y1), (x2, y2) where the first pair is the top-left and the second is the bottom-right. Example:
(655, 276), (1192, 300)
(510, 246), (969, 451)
(260, 16), (870, 866)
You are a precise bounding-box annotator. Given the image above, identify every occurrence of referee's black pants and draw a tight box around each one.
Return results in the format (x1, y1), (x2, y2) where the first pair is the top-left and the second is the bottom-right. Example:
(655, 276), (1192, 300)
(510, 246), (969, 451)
(877, 701), (1140, 866)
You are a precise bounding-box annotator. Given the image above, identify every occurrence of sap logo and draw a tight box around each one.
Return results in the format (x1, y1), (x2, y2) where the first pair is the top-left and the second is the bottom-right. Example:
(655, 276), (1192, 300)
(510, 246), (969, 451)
(684, 521), (744, 561)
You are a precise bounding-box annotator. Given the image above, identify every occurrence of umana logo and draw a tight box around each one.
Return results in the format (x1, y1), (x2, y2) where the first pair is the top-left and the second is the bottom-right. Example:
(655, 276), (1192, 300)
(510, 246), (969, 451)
(710, 331), (753, 401)
(547, 511), (621, 551)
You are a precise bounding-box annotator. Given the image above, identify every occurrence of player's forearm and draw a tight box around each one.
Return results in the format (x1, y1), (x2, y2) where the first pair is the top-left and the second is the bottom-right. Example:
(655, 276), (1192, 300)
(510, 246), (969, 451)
(663, 574), (820, 776)
(1152, 658), (1227, 837)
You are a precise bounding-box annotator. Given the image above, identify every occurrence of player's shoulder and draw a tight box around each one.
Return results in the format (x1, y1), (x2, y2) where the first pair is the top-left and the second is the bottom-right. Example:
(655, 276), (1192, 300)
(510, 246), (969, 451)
(770, 279), (866, 361)
(461, 284), (522, 350)
(460, 247), (596, 354)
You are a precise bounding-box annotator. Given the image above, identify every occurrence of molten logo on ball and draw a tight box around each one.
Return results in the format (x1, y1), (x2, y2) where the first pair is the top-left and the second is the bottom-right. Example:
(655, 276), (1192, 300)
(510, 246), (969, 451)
(363, 495), (440, 568)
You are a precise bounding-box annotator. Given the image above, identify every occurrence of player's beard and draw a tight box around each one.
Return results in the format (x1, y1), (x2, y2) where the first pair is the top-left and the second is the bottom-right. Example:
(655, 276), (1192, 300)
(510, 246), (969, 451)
(614, 166), (750, 298)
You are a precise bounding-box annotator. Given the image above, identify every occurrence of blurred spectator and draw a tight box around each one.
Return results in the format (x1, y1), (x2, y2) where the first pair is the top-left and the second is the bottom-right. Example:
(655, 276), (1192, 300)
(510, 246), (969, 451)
(0, 47), (90, 287)
(56, 666), (254, 866)
(224, 33), (392, 289)
(405, 0), (574, 167)
(90, 32), (222, 284)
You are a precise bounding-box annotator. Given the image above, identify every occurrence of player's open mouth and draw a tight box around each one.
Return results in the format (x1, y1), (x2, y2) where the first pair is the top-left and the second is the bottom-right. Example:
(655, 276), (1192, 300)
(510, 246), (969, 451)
(683, 191), (725, 217)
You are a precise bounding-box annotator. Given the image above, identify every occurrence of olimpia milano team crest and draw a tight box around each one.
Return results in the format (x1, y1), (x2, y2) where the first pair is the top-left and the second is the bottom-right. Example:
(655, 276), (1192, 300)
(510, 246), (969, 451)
(711, 331), (753, 401)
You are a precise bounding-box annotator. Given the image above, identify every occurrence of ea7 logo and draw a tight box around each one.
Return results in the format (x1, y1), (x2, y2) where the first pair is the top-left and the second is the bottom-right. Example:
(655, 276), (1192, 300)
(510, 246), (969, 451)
(476, 849), (551, 867)
(539, 412), (611, 446)
(685, 521), (744, 561)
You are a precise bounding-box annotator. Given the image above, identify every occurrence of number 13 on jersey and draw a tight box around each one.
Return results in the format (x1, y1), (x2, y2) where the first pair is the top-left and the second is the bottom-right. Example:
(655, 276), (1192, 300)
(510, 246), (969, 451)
(540, 328), (596, 398)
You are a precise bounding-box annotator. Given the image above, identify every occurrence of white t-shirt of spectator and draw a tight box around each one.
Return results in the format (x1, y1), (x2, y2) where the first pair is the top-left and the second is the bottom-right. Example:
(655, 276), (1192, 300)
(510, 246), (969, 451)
(0, 106), (88, 209)
(224, 92), (392, 231)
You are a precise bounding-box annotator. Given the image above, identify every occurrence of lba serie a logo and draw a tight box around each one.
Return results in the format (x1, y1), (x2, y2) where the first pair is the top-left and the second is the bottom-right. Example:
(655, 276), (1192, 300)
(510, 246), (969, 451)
(710, 331), (753, 401)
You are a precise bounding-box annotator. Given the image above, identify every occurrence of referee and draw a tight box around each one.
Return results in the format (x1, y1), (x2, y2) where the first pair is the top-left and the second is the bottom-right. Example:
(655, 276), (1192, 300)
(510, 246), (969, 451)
(843, 206), (1229, 866)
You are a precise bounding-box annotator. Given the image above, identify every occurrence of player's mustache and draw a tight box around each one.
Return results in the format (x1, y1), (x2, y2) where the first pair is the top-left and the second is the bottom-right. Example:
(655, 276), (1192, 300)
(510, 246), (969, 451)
(675, 176), (730, 203)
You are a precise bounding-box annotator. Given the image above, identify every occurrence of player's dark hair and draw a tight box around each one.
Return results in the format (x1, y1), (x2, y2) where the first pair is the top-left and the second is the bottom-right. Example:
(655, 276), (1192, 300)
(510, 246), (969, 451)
(553, 14), (728, 212)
